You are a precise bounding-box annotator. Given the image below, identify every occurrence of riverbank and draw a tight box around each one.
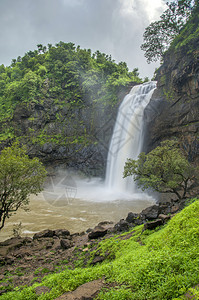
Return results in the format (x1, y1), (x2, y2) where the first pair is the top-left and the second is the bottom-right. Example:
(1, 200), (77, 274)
(0, 190), (155, 242)
(0, 198), (189, 298)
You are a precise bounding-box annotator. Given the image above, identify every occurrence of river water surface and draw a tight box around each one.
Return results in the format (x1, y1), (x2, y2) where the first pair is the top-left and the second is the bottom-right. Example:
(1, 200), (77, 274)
(0, 176), (155, 241)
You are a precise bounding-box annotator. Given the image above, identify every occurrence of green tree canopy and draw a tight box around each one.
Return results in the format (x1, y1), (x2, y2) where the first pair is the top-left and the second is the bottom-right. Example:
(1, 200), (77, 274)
(0, 41), (142, 147)
(123, 140), (197, 200)
(141, 0), (198, 63)
(0, 143), (46, 230)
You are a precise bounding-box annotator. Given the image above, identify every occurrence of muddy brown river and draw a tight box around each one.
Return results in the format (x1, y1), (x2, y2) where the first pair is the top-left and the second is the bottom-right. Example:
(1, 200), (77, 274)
(0, 176), (156, 242)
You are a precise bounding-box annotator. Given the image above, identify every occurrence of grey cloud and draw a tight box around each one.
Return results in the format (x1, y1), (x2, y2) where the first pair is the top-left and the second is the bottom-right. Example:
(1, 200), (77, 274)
(0, 0), (164, 77)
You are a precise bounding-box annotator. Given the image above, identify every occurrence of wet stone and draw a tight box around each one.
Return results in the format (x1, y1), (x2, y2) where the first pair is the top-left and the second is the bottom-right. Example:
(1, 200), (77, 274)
(33, 229), (54, 240)
(60, 239), (71, 250)
(141, 205), (160, 220)
(88, 226), (107, 239)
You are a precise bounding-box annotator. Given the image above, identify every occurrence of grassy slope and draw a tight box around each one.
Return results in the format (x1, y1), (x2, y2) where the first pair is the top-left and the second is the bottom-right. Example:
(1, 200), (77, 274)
(1, 200), (199, 300)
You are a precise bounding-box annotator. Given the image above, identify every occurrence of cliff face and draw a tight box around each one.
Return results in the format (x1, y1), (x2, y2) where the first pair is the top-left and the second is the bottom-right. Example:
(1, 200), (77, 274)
(6, 96), (114, 177)
(144, 9), (199, 164)
(10, 99), (111, 177)
(3, 84), (132, 177)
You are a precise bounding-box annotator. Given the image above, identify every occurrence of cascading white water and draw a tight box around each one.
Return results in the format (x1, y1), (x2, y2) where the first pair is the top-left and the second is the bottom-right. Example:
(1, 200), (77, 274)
(105, 81), (156, 194)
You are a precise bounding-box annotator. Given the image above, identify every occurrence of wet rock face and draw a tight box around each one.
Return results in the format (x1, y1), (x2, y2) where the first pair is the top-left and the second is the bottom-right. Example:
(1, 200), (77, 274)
(18, 100), (114, 177)
(143, 20), (199, 165)
(3, 85), (130, 178)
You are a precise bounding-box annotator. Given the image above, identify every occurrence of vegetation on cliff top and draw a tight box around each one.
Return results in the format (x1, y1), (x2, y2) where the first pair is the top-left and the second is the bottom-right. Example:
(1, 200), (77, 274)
(141, 0), (199, 63)
(170, 4), (199, 52)
(0, 42), (142, 147)
(0, 199), (198, 299)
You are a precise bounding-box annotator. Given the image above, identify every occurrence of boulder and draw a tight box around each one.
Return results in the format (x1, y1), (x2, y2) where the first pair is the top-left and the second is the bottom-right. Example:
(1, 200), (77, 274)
(133, 217), (145, 226)
(60, 239), (71, 249)
(55, 278), (104, 300)
(0, 237), (32, 247)
(159, 203), (172, 215)
(141, 205), (159, 220)
(126, 212), (139, 223)
(114, 219), (129, 232)
(88, 226), (107, 239)
(0, 237), (32, 256)
(33, 229), (54, 240)
(54, 229), (70, 238)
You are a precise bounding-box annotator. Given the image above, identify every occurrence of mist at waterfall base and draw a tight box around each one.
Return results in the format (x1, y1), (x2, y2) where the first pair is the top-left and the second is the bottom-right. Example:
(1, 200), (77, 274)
(45, 81), (157, 204)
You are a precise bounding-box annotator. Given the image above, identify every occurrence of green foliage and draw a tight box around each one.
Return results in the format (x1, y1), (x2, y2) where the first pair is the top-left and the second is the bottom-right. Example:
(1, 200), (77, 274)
(0, 142), (46, 230)
(97, 286), (133, 299)
(0, 42), (142, 148)
(170, 4), (199, 51)
(123, 140), (198, 199)
(0, 127), (14, 142)
(141, 0), (198, 63)
(1, 200), (199, 299)
(20, 71), (42, 102)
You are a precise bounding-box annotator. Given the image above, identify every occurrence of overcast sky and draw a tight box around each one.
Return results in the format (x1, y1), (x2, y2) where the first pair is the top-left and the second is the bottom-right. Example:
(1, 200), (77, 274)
(0, 0), (166, 78)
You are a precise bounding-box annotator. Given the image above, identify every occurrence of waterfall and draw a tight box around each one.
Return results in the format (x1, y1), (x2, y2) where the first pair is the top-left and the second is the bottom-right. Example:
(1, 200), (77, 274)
(105, 81), (156, 194)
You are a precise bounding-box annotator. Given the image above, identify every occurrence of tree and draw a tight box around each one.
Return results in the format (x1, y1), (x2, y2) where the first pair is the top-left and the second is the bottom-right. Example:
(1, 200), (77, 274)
(123, 140), (197, 200)
(141, 0), (197, 63)
(37, 44), (44, 53)
(0, 143), (46, 230)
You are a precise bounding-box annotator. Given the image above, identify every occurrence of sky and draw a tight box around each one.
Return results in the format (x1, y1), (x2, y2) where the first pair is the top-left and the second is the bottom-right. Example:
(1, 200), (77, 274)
(0, 0), (166, 79)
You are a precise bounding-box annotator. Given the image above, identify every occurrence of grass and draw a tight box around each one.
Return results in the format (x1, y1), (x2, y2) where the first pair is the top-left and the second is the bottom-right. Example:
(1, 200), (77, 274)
(0, 199), (199, 299)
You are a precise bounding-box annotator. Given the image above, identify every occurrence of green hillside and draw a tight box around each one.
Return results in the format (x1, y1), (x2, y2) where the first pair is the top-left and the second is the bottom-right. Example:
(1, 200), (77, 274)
(1, 200), (199, 299)
(0, 42), (141, 146)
